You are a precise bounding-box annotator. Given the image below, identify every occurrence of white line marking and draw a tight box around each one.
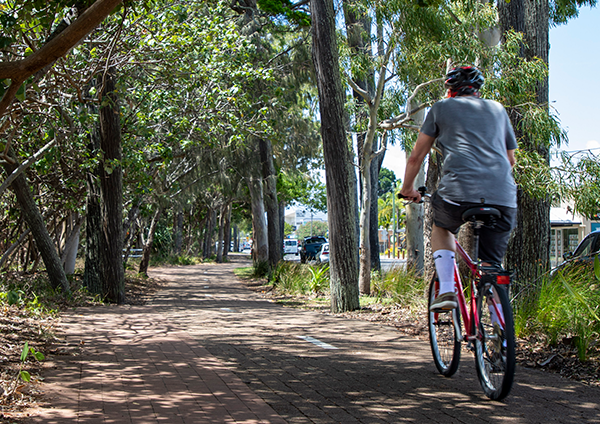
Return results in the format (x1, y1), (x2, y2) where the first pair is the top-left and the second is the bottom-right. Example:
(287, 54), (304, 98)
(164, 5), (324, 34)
(297, 335), (338, 350)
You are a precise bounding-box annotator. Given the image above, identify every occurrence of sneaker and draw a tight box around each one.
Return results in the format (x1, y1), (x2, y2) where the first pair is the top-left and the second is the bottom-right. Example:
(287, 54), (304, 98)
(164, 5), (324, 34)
(430, 292), (458, 311)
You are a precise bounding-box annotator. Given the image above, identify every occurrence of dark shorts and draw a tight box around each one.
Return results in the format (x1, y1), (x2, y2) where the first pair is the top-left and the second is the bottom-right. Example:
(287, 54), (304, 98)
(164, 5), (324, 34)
(431, 191), (517, 265)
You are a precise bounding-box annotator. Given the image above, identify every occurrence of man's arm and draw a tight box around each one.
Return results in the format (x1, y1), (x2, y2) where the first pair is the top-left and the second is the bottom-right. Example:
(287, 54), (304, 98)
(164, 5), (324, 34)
(507, 149), (516, 167)
(400, 131), (436, 202)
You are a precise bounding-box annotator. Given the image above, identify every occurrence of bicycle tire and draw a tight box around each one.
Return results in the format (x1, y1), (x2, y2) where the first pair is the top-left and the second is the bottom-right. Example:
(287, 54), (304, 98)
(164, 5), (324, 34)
(428, 274), (461, 377)
(474, 281), (516, 400)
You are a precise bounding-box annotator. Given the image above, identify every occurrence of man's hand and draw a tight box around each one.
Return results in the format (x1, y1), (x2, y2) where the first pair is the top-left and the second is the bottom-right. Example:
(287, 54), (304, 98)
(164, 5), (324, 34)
(399, 187), (422, 203)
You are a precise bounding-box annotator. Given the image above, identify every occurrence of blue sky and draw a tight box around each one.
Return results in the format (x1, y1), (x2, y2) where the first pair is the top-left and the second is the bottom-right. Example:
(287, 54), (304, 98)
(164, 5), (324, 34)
(382, 6), (600, 178)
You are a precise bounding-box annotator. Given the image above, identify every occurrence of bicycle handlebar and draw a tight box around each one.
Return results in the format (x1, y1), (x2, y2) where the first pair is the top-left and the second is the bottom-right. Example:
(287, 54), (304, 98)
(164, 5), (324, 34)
(397, 186), (430, 203)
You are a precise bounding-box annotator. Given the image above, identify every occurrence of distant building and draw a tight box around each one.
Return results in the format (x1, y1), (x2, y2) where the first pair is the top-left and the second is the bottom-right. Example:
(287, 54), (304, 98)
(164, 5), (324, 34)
(284, 207), (327, 231)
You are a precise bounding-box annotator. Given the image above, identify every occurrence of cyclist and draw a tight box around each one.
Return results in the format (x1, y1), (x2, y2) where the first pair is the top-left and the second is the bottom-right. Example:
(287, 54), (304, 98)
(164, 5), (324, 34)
(400, 66), (518, 311)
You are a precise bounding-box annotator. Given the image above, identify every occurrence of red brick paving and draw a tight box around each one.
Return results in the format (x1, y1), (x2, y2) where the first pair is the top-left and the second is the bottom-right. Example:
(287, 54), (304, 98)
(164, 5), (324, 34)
(25, 255), (600, 423)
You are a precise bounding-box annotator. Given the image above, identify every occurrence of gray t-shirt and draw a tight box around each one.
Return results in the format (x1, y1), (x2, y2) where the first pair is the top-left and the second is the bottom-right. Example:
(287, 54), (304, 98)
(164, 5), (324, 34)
(420, 96), (518, 208)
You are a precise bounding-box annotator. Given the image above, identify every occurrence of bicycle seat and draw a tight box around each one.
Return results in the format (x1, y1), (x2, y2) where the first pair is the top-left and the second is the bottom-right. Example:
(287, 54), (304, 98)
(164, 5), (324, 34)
(461, 206), (501, 224)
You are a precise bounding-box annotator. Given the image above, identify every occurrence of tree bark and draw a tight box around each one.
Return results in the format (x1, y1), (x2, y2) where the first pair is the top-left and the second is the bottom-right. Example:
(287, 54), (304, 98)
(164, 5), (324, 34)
(499, 0), (551, 287)
(424, 149), (442, 277)
(311, 0), (359, 312)
(173, 206), (184, 255)
(370, 154), (384, 272)
(61, 219), (81, 275)
(98, 67), (124, 303)
(247, 174), (269, 265)
(222, 202), (232, 261)
(2, 159), (70, 294)
(405, 105), (426, 274)
(84, 154), (103, 295)
(259, 138), (282, 266)
(405, 157), (425, 274)
(138, 207), (161, 276)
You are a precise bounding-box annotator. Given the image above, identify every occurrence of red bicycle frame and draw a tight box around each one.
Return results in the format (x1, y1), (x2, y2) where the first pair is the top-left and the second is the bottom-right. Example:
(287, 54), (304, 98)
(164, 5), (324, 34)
(434, 239), (506, 343)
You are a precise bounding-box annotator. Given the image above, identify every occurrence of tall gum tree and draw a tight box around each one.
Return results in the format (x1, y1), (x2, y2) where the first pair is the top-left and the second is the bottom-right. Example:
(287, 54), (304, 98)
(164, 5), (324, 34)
(497, 0), (595, 286)
(311, 0), (360, 312)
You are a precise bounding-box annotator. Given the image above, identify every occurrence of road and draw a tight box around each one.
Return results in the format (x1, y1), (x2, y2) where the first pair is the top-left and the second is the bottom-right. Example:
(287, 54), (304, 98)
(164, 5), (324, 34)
(284, 252), (406, 272)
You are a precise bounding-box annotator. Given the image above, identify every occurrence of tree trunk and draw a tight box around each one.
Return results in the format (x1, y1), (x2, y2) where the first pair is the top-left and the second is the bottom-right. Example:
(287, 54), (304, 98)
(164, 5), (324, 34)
(259, 138), (282, 267)
(3, 159), (70, 294)
(222, 202), (232, 261)
(499, 0), (551, 287)
(247, 174), (269, 265)
(84, 156), (103, 295)
(370, 154), (384, 272)
(405, 151), (425, 274)
(173, 206), (184, 256)
(405, 102), (426, 274)
(216, 204), (226, 263)
(311, 0), (359, 312)
(61, 220), (81, 275)
(424, 149), (442, 277)
(138, 207), (161, 276)
(98, 67), (124, 304)
(279, 200), (286, 251)
(358, 152), (373, 294)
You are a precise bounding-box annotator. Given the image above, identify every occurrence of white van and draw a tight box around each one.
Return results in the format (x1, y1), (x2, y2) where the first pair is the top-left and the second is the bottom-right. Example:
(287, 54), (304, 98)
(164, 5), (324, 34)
(283, 239), (299, 255)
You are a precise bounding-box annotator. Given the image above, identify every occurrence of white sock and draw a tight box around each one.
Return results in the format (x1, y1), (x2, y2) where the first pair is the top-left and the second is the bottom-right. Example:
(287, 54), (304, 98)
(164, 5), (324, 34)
(434, 249), (456, 295)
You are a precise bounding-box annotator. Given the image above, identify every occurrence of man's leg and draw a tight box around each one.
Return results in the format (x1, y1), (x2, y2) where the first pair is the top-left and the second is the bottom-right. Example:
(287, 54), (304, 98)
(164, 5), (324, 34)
(432, 224), (456, 295)
(430, 224), (458, 310)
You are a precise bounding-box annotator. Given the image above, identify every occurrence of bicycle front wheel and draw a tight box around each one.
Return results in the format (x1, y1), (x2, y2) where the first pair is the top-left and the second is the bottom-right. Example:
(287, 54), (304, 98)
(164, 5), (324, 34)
(474, 281), (516, 400)
(428, 275), (461, 377)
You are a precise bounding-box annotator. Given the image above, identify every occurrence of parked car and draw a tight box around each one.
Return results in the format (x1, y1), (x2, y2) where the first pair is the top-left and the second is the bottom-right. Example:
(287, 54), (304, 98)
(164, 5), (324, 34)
(299, 236), (327, 264)
(283, 239), (299, 255)
(318, 243), (329, 263)
(552, 229), (600, 277)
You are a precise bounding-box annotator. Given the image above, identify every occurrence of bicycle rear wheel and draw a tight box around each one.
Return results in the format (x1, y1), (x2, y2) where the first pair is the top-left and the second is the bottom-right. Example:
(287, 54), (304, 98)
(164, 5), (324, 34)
(428, 275), (461, 377)
(474, 281), (515, 400)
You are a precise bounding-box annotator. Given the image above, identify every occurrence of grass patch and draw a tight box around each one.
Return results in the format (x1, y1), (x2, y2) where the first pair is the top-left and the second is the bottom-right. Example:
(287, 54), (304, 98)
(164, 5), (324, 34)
(514, 255), (600, 361)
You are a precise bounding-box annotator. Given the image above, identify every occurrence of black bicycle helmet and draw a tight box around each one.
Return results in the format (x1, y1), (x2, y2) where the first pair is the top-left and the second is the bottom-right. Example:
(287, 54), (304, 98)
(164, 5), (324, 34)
(445, 66), (484, 96)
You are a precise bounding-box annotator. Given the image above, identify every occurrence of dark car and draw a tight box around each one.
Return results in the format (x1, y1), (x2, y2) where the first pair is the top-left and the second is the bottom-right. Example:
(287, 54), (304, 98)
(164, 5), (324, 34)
(299, 236), (327, 264)
(552, 229), (600, 277)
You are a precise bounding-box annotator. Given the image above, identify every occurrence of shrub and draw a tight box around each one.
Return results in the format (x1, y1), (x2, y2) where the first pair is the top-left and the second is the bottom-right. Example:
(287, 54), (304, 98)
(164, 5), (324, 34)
(371, 265), (427, 311)
(517, 256), (600, 361)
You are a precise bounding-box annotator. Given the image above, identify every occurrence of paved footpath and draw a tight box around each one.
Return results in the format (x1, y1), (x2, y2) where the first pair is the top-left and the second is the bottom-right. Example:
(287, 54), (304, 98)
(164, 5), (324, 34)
(30, 256), (600, 423)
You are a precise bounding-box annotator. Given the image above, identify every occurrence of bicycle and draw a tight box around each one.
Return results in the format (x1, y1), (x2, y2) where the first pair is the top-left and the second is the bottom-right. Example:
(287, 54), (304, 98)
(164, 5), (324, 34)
(401, 187), (516, 401)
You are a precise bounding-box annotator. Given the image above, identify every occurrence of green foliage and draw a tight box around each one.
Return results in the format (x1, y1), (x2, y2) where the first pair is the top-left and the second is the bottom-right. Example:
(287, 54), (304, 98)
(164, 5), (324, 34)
(19, 341), (45, 383)
(550, 0), (597, 25)
(253, 260), (271, 278)
(554, 151), (600, 219)
(257, 0), (311, 27)
(515, 257), (600, 361)
(283, 222), (294, 237)
(371, 265), (427, 311)
(307, 263), (330, 294)
(270, 261), (329, 295)
(378, 167), (397, 196)
(296, 221), (328, 238)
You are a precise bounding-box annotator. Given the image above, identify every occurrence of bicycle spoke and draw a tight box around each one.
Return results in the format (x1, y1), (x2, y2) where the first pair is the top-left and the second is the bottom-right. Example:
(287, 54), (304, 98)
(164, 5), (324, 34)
(474, 281), (515, 400)
(428, 275), (461, 377)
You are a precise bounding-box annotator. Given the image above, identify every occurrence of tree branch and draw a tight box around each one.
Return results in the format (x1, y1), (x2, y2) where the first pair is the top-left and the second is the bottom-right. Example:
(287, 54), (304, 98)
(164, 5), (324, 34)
(0, 138), (58, 198)
(0, 0), (123, 117)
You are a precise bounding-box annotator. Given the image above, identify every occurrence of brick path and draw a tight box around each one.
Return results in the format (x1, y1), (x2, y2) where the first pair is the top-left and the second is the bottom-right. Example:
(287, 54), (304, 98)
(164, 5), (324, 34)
(30, 256), (600, 423)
